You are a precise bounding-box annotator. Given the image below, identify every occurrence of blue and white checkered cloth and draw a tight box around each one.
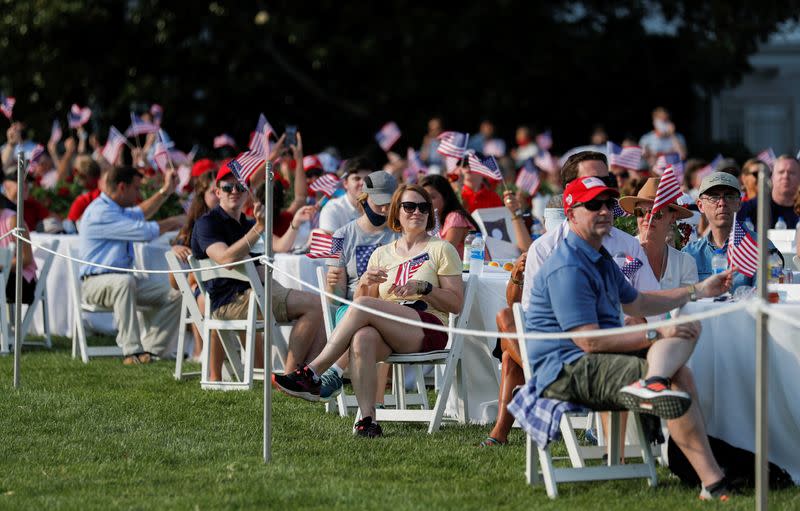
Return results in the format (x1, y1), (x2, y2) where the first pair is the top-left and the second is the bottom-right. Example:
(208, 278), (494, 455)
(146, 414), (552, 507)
(507, 381), (588, 449)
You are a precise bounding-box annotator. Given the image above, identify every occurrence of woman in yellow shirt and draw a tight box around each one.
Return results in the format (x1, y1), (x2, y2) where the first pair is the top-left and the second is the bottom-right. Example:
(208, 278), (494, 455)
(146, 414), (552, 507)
(274, 184), (464, 437)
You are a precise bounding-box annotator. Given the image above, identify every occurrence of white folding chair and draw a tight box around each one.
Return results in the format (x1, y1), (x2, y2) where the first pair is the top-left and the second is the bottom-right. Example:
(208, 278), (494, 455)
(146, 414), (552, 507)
(0, 246), (12, 354)
(373, 275), (478, 433)
(315, 266), (429, 416)
(472, 207), (521, 260)
(67, 247), (124, 363)
(0, 239), (59, 351)
(165, 250), (206, 380)
(511, 304), (657, 498)
(189, 256), (289, 391)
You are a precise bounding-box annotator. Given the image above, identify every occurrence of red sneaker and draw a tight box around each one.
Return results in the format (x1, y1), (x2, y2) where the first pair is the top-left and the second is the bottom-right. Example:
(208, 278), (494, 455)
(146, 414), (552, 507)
(619, 378), (691, 419)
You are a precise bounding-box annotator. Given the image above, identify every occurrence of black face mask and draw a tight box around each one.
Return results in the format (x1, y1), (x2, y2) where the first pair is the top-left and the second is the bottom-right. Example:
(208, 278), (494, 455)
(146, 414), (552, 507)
(362, 200), (387, 226)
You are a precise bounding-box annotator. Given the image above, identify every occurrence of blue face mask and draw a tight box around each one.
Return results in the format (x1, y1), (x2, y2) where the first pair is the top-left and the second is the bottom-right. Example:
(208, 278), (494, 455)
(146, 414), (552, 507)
(362, 199), (387, 227)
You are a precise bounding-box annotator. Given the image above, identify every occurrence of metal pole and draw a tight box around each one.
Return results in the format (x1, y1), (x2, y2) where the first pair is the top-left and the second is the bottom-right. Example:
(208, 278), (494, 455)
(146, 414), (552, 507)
(263, 162), (273, 463)
(13, 153), (25, 388)
(754, 167), (770, 511)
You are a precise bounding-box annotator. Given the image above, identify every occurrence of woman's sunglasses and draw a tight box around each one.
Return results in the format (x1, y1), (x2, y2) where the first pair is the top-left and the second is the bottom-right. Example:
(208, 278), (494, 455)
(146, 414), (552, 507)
(219, 182), (248, 194)
(574, 198), (617, 212)
(400, 201), (431, 214)
(633, 207), (663, 220)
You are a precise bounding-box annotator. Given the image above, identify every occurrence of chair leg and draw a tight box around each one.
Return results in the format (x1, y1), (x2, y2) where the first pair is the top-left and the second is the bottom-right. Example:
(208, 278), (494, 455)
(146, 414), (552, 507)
(633, 412), (659, 488)
(560, 415), (586, 468)
(525, 435), (541, 486)
(608, 412), (621, 466)
(42, 294), (52, 348)
(539, 446), (559, 499)
(427, 355), (459, 434)
(415, 366), (429, 409)
(174, 305), (188, 380)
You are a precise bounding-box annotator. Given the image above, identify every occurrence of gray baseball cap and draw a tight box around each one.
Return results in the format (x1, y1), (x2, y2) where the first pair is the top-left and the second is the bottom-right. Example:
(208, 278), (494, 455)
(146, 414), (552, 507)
(363, 170), (398, 205)
(698, 171), (742, 196)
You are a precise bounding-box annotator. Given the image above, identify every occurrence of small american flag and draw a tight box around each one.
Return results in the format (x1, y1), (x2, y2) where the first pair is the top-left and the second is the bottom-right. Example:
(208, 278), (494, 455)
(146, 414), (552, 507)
(150, 104), (163, 126)
(27, 144), (46, 174)
(214, 134), (237, 149)
(1, 94), (15, 120)
(652, 165), (683, 214)
(466, 151), (503, 181)
(515, 158), (541, 195)
(436, 131), (469, 159)
(125, 113), (159, 136)
(227, 151), (264, 185)
(757, 148), (776, 169)
(375, 122), (401, 152)
(153, 142), (171, 172)
(102, 126), (127, 164)
(534, 150), (559, 174)
(612, 200), (629, 218)
(696, 154), (723, 182)
(727, 216), (759, 278)
(309, 173), (341, 197)
(168, 149), (191, 166)
(405, 147), (428, 182)
(620, 256), (643, 279)
(535, 130), (553, 151)
(68, 104), (92, 129)
(606, 142), (642, 170)
(306, 232), (343, 259)
(49, 120), (63, 144)
(653, 153), (683, 178)
(249, 113), (273, 155)
(393, 252), (430, 286)
(483, 139), (506, 157)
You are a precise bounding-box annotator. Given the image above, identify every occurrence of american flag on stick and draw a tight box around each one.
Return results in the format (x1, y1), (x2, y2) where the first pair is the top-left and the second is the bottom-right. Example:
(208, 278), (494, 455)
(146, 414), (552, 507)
(653, 152), (683, 178)
(606, 142), (642, 170)
(436, 131), (469, 159)
(405, 147), (428, 182)
(727, 215), (759, 278)
(393, 252), (430, 286)
(756, 148), (776, 169)
(515, 158), (541, 195)
(375, 122), (401, 152)
(620, 256), (643, 280)
(306, 232), (343, 259)
(227, 151), (264, 185)
(1, 95), (15, 120)
(467, 151), (503, 181)
(125, 113), (159, 136)
(309, 173), (341, 197)
(214, 134), (237, 149)
(612, 200), (629, 218)
(102, 126), (127, 165)
(696, 154), (723, 182)
(249, 113), (273, 155)
(49, 120), (63, 144)
(27, 144), (45, 174)
(150, 104), (163, 126)
(153, 142), (171, 172)
(67, 104), (92, 129)
(652, 165), (683, 215)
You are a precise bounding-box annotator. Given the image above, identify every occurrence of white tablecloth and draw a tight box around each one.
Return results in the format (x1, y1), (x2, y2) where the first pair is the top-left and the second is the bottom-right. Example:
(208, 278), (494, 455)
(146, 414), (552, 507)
(682, 300), (800, 483)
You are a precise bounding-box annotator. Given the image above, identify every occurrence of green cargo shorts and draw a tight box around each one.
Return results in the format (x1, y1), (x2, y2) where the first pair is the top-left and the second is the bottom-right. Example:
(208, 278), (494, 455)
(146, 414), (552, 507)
(542, 353), (647, 411)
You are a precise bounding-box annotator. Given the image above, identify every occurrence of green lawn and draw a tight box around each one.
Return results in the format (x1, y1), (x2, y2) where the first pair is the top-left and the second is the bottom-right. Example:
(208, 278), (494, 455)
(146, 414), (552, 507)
(1, 337), (798, 510)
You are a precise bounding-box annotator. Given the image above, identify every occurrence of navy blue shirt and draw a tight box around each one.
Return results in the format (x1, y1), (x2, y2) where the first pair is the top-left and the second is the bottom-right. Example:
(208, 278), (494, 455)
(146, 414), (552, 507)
(524, 231), (639, 397)
(191, 205), (257, 312)
(738, 198), (798, 230)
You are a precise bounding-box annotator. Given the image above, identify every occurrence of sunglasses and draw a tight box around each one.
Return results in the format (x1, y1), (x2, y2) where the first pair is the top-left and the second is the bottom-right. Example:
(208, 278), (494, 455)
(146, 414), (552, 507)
(400, 201), (432, 214)
(574, 198), (617, 212)
(633, 207), (664, 220)
(219, 182), (248, 194)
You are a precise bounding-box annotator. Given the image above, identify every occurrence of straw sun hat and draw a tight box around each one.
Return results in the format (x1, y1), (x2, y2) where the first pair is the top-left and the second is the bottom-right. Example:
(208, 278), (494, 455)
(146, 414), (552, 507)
(618, 177), (693, 220)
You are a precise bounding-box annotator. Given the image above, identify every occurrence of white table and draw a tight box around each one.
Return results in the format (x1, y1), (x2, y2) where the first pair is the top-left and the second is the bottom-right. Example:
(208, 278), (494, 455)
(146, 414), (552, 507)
(682, 299), (800, 484)
(768, 229), (798, 270)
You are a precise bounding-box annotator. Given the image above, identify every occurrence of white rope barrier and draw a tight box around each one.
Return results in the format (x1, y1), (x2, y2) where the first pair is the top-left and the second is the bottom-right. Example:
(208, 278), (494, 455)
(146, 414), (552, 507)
(11, 230), (795, 341)
(0, 227), (21, 243)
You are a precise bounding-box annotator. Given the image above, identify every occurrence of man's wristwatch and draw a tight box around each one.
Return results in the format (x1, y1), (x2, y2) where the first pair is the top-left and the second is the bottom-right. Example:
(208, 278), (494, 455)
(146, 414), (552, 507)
(420, 281), (433, 295)
(686, 283), (698, 302)
(646, 329), (660, 343)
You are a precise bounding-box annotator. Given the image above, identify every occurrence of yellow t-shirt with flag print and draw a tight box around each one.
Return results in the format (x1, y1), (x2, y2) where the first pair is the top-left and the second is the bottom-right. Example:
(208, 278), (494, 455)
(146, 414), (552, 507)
(367, 238), (463, 325)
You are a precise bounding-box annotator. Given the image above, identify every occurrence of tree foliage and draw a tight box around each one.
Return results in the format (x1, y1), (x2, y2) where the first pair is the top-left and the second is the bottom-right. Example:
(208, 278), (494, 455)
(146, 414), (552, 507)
(1, 1), (798, 157)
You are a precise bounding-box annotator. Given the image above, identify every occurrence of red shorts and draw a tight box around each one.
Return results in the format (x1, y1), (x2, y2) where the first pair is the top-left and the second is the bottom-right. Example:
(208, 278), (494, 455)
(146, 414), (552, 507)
(417, 311), (448, 352)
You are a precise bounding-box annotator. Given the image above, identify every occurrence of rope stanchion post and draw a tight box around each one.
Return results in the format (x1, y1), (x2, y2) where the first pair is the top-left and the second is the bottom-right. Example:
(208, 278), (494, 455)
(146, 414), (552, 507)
(13, 153), (25, 388)
(263, 162), (273, 464)
(755, 163), (770, 511)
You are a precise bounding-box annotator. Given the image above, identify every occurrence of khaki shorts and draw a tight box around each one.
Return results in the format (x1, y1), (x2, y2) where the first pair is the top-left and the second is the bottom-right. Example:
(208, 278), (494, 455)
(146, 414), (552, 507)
(542, 353), (647, 411)
(212, 281), (290, 323)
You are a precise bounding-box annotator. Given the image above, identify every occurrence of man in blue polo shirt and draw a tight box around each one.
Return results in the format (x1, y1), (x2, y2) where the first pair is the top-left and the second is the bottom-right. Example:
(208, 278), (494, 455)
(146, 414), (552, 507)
(191, 166), (326, 381)
(525, 176), (736, 501)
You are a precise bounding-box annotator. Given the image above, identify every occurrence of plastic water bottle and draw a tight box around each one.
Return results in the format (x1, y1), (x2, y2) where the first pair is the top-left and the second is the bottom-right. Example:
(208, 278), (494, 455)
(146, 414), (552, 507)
(530, 216), (544, 241)
(744, 218), (755, 232)
(767, 251), (782, 283)
(462, 231), (476, 272)
(775, 216), (787, 230)
(468, 233), (485, 277)
(711, 248), (727, 275)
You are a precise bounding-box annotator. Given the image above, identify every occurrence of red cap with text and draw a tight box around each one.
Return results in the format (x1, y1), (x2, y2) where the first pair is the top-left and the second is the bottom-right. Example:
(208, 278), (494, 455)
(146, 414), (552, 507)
(563, 176), (619, 213)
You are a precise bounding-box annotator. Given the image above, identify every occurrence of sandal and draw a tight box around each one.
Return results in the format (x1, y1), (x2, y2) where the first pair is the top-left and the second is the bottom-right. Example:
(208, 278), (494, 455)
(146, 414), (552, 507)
(479, 436), (508, 447)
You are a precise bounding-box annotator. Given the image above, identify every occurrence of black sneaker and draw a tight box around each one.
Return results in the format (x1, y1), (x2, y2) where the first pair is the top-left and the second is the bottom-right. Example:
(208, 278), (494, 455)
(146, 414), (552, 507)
(699, 476), (733, 502)
(353, 416), (383, 438)
(272, 366), (321, 402)
(619, 377), (692, 419)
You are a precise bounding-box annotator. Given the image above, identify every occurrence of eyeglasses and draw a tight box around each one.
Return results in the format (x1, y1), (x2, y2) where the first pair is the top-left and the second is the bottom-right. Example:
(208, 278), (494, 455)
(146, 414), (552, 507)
(400, 201), (432, 214)
(633, 207), (663, 220)
(573, 198), (617, 212)
(701, 193), (740, 203)
(219, 182), (248, 194)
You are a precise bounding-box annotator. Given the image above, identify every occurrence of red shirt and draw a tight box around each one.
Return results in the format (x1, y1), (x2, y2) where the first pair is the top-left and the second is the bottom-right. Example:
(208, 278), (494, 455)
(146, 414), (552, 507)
(461, 185), (503, 213)
(67, 188), (102, 222)
(23, 198), (50, 231)
(273, 210), (293, 236)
